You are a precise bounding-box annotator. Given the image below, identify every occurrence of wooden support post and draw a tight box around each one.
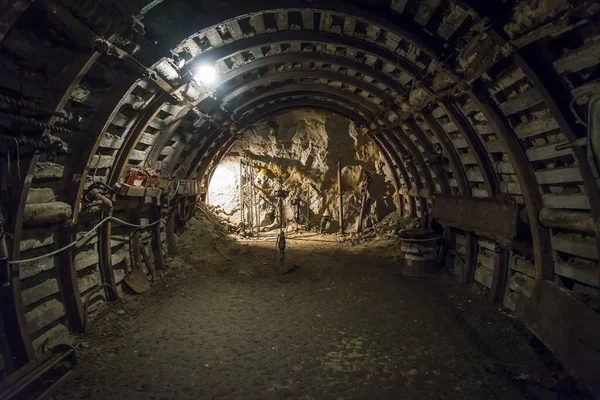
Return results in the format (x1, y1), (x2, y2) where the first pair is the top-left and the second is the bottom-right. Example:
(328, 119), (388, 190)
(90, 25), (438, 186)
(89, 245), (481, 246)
(337, 158), (344, 235)
(357, 177), (369, 233)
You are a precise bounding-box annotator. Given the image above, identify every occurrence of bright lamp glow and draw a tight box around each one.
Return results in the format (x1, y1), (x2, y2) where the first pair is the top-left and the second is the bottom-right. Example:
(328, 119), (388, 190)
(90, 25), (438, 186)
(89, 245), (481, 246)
(194, 65), (217, 85)
(177, 59), (186, 69)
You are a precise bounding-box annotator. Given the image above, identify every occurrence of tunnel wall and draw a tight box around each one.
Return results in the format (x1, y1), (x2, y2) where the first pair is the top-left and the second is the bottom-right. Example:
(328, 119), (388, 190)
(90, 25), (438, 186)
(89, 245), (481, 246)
(0, 0), (599, 391)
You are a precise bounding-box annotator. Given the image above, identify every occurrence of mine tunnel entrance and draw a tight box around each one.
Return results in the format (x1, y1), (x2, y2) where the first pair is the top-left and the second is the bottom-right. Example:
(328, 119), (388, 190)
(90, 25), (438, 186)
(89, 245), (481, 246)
(1, 0), (600, 398)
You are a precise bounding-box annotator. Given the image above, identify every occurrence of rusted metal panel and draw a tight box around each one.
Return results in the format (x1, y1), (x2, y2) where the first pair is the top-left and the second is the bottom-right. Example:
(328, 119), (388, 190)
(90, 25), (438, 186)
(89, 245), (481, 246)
(517, 280), (600, 395)
(433, 194), (519, 247)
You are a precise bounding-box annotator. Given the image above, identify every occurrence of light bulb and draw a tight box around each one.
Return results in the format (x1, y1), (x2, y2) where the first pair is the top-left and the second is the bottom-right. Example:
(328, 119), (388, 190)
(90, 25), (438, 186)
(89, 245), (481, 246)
(193, 65), (217, 85)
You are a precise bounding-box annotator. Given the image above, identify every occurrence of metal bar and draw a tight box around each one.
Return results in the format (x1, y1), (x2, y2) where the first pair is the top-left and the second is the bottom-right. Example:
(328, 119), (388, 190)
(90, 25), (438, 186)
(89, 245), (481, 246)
(468, 80), (553, 282)
(3, 156), (36, 366)
(368, 133), (404, 216)
(145, 108), (191, 168)
(375, 133), (417, 217)
(108, 97), (167, 186)
(239, 99), (370, 127)
(513, 42), (600, 286)
(394, 128), (437, 196)
(60, 73), (140, 324)
(420, 110), (477, 284)
(404, 119), (451, 194)
(222, 70), (392, 105)
(441, 98), (499, 197)
(204, 44), (413, 93)
(183, 129), (222, 180)
(420, 111), (471, 195)
(232, 84), (383, 119)
(199, 135), (236, 187)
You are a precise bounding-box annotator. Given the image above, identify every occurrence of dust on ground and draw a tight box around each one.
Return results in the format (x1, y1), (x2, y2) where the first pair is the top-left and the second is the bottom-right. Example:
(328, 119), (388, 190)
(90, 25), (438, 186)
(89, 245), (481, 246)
(51, 217), (571, 399)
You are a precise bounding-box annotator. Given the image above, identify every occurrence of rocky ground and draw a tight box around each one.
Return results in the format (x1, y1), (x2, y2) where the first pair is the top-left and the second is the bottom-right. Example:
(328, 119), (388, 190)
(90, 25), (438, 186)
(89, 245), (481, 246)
(48, 214), (574, 400)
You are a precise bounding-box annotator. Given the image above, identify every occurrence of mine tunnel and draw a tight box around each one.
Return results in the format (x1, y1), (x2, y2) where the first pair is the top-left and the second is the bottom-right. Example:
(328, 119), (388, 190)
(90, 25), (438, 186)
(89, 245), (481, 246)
(0, 0), (600, 398)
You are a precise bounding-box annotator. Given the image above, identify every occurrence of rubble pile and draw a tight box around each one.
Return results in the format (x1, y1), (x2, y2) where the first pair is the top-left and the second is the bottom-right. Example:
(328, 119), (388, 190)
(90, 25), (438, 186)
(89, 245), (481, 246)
(175, 205), (241, 265)
(346, 214), (422, 245)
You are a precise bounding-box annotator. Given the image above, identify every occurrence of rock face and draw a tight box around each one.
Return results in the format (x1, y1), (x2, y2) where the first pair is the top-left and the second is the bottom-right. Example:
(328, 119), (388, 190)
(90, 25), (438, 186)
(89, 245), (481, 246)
(207, 110), (397, 233)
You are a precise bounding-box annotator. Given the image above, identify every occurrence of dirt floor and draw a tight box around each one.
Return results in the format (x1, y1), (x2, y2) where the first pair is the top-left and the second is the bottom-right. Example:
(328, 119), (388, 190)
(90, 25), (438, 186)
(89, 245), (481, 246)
(52, 234), (569, 400)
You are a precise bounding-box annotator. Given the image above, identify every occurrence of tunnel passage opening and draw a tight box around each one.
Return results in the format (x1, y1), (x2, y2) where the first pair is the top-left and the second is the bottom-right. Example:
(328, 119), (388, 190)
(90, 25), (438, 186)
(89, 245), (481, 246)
(2, 0), (600, 396)
(206, 109), (398, 236)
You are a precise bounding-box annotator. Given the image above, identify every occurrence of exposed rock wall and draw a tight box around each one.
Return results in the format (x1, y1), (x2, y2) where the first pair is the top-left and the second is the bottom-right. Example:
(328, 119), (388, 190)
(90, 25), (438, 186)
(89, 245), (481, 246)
(207, 110), (397, 232)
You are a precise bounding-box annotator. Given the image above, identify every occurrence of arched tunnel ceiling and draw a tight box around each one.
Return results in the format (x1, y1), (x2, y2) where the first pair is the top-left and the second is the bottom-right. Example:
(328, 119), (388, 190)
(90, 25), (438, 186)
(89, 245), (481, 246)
(1, 0), (600, 390)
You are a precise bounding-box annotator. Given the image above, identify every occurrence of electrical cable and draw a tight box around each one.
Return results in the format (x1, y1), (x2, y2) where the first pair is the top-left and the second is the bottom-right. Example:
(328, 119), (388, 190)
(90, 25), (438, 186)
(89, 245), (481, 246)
(7, 216), (163, 265)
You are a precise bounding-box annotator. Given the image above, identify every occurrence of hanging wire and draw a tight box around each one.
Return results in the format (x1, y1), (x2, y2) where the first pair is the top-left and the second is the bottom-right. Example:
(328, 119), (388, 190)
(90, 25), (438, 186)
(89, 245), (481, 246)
(7, 216), (163, 265)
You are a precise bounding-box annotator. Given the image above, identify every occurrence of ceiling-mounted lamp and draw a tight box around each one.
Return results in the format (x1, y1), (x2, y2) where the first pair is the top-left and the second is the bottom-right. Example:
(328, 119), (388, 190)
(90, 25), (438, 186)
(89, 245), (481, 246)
(173, 50), (193, 70)
(193, 64), (217, 86)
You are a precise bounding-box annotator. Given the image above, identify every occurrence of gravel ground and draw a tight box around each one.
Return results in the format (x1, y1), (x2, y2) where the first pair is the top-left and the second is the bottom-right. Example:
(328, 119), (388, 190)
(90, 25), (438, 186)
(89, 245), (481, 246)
(52, 235), (565, 400)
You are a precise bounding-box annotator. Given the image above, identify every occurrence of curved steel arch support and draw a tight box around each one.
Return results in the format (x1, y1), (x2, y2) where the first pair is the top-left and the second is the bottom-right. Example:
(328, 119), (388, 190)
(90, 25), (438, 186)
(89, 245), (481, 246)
(367, 133), (404, 216)
(469, 80), (553, 282)
(184, 128), (224, 180)
(220, 69), (392, 105)
(192, 31), (420, 82)
(380, 132), (428, 218)
(143, 1), (443, 61)
(239, 99), (370, 127)
(403, 119), (451, 194)
(394, 128), (437, 197)
(233, 84), (384, 119)
(440, 98), (499, 197)
(237, 93), (377, 122)
(420, 110), (477, 285)
(374, 133), (418, 217)
(514, 44), (600, 286)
